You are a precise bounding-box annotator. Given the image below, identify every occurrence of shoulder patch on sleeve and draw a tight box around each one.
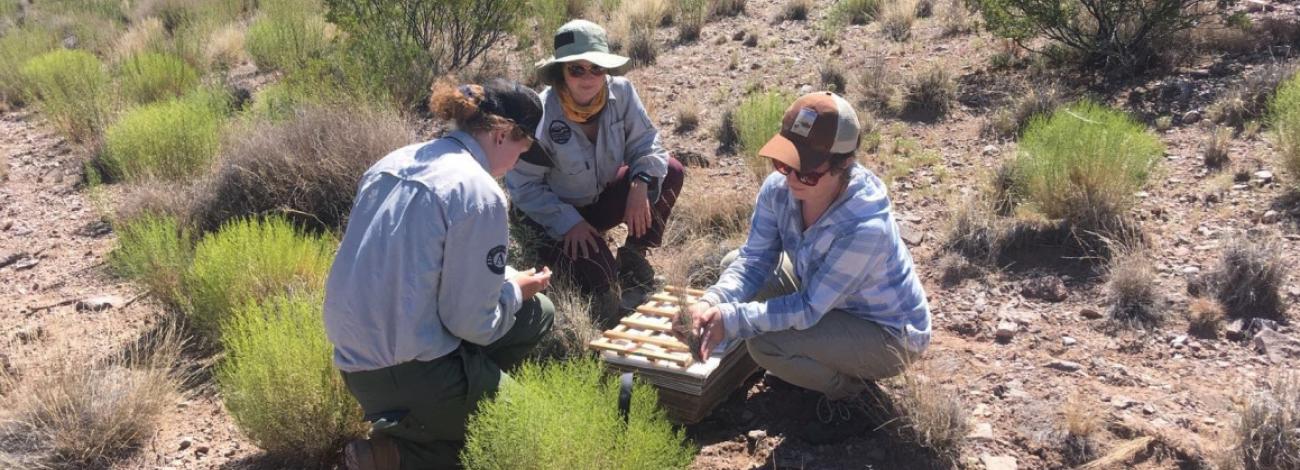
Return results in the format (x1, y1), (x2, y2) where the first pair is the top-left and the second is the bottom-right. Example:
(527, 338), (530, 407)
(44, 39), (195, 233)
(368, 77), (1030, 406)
(486, 245), (507, 275)
(519, 141), (554, 167)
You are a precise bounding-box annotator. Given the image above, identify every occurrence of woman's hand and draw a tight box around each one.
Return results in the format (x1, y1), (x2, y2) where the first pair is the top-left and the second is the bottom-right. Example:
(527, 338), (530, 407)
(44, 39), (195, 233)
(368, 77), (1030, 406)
(511, 267), (553, 299)
(563, 221), (602, 259)
(689, 302), (727, 360)
(624, 181), (652, 238)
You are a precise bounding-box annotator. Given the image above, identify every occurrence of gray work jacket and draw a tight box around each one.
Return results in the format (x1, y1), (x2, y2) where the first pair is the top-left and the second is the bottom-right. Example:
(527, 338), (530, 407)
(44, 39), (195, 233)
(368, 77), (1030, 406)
(324, 131), (523, 373)
(504, 76), (668, 239)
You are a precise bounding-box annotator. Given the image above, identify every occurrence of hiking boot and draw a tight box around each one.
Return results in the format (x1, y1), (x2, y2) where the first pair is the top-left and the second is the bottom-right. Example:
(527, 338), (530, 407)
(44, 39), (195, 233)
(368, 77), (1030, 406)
(617, 245), (656, 309)
(344, 435), (400, 470)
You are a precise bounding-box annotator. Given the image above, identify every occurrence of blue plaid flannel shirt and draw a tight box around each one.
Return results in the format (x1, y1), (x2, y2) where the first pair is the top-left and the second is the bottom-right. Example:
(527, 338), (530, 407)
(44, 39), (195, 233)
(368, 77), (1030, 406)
(700, 165), (932, 353)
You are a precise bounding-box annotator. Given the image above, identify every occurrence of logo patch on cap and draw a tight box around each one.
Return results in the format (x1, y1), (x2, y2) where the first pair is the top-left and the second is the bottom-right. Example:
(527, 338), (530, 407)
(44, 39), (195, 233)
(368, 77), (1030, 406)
(790, 107), (818, 137)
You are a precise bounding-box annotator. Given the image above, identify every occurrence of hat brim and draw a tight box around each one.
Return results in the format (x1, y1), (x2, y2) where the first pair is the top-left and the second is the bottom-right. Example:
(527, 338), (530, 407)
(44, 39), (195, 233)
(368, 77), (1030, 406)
(758, 132), (833, 173)
(536, 51), (629, 71)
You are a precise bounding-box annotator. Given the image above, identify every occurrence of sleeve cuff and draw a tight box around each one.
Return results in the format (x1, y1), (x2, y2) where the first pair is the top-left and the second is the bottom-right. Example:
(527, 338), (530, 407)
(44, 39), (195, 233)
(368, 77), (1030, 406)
(547, 205), (585, 240)
(718, 303), (746, 339)
(502, 280), (524, 315)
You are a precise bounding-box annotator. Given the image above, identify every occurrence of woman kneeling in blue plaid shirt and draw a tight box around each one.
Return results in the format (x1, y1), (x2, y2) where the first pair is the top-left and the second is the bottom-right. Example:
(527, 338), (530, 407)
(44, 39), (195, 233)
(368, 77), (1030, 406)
(689, 92), (932, 428)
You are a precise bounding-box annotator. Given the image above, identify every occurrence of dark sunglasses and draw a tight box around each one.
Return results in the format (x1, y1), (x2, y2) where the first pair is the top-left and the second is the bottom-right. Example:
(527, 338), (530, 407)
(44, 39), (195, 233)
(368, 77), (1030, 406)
(772, 160), (831, 186)
(565, 64), (607, 77)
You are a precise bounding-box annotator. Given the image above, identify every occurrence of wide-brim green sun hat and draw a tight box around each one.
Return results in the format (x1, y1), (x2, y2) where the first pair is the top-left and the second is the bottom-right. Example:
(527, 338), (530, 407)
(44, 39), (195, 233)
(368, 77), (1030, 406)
(535, 19), (630, 72)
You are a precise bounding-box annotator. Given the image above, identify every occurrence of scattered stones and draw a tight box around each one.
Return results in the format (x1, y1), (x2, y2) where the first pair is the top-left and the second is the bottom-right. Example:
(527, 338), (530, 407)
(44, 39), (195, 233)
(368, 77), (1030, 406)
(1062, 336), (1077, 346)
(76, 295), (124, 312)
(1045, 360), (1083, 372)
(968, 422), (994, 440)
(1252, 328), (1300, 361)
(1021, 276), (1068, 302)
(980, 454), (1017, 470)
(996, 320), (1018, 343)
(1080, 308), (1104, 319)
(675, 150), (711, 168)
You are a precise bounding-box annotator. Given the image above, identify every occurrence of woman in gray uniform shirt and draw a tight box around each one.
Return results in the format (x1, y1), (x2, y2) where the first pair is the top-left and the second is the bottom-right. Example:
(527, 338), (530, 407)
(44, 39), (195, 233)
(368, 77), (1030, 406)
(325, 79), (553, 470)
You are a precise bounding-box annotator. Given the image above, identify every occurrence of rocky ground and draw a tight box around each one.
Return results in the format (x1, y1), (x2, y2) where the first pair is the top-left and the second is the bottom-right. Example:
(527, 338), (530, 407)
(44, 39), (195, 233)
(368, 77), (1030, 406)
(3, 0), (1300, 468)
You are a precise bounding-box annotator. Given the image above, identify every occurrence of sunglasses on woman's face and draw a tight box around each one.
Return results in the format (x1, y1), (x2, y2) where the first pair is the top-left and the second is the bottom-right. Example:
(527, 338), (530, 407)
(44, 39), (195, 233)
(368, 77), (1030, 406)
(772, 160), (830, 186)
(565, 64), (607, 77)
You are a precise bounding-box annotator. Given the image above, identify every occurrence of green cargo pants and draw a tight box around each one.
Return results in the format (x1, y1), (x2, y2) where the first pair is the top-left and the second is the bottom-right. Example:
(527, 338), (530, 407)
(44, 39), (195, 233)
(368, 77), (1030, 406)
(341, 294), (555, 469)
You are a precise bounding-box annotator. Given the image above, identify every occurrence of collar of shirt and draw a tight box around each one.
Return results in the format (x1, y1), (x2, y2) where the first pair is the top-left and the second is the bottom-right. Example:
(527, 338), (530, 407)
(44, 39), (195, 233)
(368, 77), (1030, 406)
(785, 165), (873, 235)
(443, 130), (492, 174)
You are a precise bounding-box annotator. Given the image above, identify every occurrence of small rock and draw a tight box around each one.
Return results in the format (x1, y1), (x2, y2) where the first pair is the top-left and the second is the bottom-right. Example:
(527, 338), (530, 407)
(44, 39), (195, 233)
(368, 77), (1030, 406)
(1253, 328), (1300, 361)
(982, 144), (999, 156)
(1111, 396), (1136, 409)
(1182, 266), (1201, 275)
(1255, 170), (1274, 184)
(76, 295), (125, 312)
(179, 438), (193, 451)
(1021, 276), (1068, 302)
(1202, 417), (1217, 425)
(1171, 335), (1188, 347)
(1062, 336), (1077, 346)
(996, 320), (1018, 343)
(1244, 0), (1269, 12)
(1143, 404), (1156, 415)
(224, 449), (237, 457)
(968, 422), (994, 440)
(1045, 360), (1083, 372)
(12, 257), (38, 270)
(1081, 308), (1104, 319)
(1182, 110), (1201, 124)
(746, 429), (767, 441)
(972, 403), (990, 416)
(980, 454), (1017, 470)
(14, 327), (43, 344)
(900, 225), (925, 246)
(1263, 210), (1281, 224)
(1226, 319), (1248, 341)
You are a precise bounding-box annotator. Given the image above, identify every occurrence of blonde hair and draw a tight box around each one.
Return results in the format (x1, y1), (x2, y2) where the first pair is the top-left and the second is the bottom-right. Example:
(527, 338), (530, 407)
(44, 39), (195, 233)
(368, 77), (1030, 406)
(428, 79), (528, 140)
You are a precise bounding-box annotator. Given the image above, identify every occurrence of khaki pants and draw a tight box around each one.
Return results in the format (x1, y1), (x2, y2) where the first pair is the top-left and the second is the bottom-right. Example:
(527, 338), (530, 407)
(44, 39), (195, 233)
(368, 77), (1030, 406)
(721, 251), (911, 400)
(341, 294), (555, 469)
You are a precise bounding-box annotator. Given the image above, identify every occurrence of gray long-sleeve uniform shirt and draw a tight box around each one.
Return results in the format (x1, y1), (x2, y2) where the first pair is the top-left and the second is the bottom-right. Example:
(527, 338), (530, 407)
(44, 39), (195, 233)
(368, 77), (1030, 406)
(505, 76), (668, 239)
(324, 131), (522, 373)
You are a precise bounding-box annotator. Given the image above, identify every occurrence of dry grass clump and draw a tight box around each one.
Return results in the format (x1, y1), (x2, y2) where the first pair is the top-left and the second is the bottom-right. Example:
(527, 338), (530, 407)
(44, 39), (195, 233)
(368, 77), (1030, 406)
(1228, 372), (1300, 470)
(855, 55), (901, 115)
(111, 17), (166, 62)
(985, 85), (1062, 139)
(881, 0), (918, 41)
(709, 0), (746, 18)
(0, 325), (185, 468)
(938, 0), (976, 35)
(715, 108), (740, 153)
(776, 0), (811, 22)
(205, 22), (248, 70)
(1188, 296), (1226, 339)
(1204, 126), (1232, 170)
(675, 101), (700, 133)
(820, 61), (847, 94)
(532, 277), (600, 360)
(888, 367), (968, 465)
(676, 0), (708, 43)
(902, 64), (956, 120)
(1203, 237), (1289, 321)
(626, 24), (657, 67)
(937, 252), (982, 285)
(1062, 394), (1102, 465)
(1208, 62), (1297, 129)
(1106, 250), (1166, 328)
(189, 104), (413, 234)
(944, 195), (1011, 265)
(827, 0), (880, 26)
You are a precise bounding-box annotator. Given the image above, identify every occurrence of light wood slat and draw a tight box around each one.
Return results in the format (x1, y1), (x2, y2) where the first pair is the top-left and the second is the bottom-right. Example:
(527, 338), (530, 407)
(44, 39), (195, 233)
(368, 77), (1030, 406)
(602, 330), (689, 351)
(620, 317), (670, 331)
(636, 305), (679, 317)
(665, 286), (707, 296)
(589, 339), (690, 366)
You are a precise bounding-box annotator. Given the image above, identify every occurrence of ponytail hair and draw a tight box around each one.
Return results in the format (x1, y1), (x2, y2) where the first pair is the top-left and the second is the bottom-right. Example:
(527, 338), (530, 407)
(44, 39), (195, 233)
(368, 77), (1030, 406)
(428, 78), (527, 140)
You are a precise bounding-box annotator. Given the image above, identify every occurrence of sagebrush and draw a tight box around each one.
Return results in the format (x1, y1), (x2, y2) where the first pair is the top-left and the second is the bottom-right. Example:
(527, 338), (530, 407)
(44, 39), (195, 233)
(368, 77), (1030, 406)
(109, 214), (193, 309)
(1270, 72), (1300, 188)
(116, 51), (200, 105)
(101, 89), (228, 182)
(19, 49), (113, 142)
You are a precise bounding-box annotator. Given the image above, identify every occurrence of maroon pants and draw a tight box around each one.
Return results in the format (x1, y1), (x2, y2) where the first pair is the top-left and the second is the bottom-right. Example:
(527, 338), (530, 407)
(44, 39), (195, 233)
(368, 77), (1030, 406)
(519, 157), (685, 294)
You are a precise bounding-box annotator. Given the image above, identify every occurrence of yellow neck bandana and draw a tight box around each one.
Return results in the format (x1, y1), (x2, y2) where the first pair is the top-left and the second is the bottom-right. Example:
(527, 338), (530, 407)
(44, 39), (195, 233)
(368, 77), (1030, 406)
(558, 83), (608, 124)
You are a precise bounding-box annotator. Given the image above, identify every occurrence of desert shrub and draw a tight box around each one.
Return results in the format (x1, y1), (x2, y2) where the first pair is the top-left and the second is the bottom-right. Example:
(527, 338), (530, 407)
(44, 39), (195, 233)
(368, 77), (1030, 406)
(1270, 72), (1300, 187)
(516, 0), (590, 51)
(626, 24), (657, 67)
(1106, 250), (1165, 328)
(888, 367), (968, 465)
(1205, 237), (1288, 321)
(324, 0), (523, 108)
(827, 0), (880, 26)
(676, 0), (708, 43)
(820, 61), (847, 94)
(881, 0), (918, 41)
(531, 278), (599, 360)
(777, 0), (811, 22)
(1061, 394), (1100, 465)
(205, 22), (249, 70)
(1230, 372), (1300, 470)
(184, 216), (336, 339)
(217, 292), (366, 464)
(116, 52), (200, 105)
(462, 357), (696, 470)
(109, 215), (193, 309)
(736, 91), (793, 181)
(975, 0), (1232, 74)
(675, 101), (700, 133)
(190, 104), (412, 234)
(938, 0), (976, 36)
(101, 89), (229, 182)
(1187, 296), (1225, 338)
(0, 25), (60, 106)
(902, 64), (955, 120)
(111, 17), (166, 62)
(245, 9), (330, 73)
(709, 0), (746, 17)
(19, 49), (112, 142)
(856, 55), (900, 114)
(1204, 125), (1232, 170)
(1012, 100), (1163, 230)
(715, 108), (740, 153)
(0, 326), (183, 467)
(945, 195), (1011, 264)
(985, 85), (1061, 138)
(1210, 62), (1297, 129)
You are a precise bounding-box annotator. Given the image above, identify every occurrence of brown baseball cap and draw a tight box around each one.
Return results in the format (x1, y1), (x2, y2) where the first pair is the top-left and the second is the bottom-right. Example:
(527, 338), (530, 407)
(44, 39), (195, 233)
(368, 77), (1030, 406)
(758, 92), (862, 172)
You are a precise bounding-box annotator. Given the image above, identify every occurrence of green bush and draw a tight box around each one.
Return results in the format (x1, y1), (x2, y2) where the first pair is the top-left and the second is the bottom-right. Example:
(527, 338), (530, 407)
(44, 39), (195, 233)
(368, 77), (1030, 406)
(116, 52), (199, 104)
(0, 26), (60, 106)
(245, 9), (330, 73)
(218, 292), (366, 464)
(1270, 73), (1300, 188)
(101, 90), (228, 182)
(19, 49), (112, 142)
(109, 214), (193, 309)
(826, 0), (880, 27)
(974, 0), (1230, 74)
(1013, 100), (1163, 228)
(735, 91), (793, 181)
(184, 216), (335, 339)
(462, 358), (695, 470)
